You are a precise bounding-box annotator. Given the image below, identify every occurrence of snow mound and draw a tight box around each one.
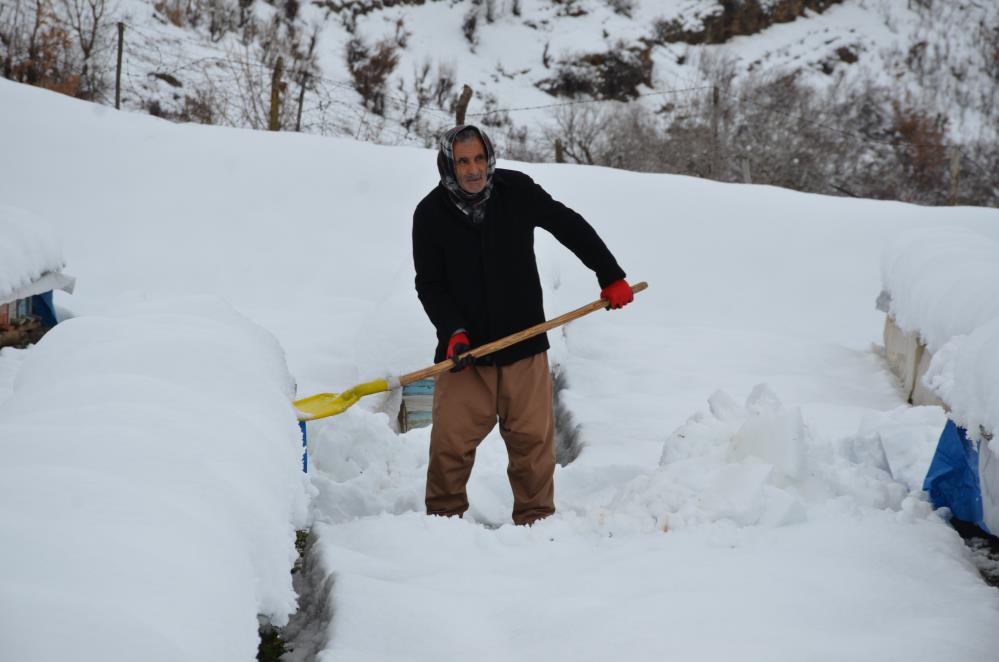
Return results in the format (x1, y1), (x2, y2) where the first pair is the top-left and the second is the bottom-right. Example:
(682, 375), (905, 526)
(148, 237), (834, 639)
(0, 205), (65, 303)
(924, 317), (999, 443)
(308, 406), (428, 524)
(0, 297), (312, 662)
(854, 405), (947, 493)
(596, 384), (914, 533)
(881, 227), (999, 353)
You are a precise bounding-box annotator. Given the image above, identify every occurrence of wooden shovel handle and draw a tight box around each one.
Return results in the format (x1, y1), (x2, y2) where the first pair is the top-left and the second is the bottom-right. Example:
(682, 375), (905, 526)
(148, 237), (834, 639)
(398, 281), (648, 386)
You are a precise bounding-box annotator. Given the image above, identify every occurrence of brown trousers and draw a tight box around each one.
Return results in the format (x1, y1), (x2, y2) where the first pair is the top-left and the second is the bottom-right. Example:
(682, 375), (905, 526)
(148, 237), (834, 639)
(426, 352), (556, 526)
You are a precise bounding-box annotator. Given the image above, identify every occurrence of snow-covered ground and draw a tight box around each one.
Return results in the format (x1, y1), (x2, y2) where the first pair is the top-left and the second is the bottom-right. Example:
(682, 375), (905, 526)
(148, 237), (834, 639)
(3, 77), (999, 660)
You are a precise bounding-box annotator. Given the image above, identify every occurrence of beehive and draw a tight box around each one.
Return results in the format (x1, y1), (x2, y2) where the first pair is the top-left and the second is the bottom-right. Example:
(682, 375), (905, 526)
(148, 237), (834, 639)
(397, 378), (435, 432)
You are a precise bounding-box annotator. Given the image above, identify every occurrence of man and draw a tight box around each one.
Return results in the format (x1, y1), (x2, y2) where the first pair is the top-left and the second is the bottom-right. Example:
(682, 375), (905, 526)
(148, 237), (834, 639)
(412, 124), (633, 526)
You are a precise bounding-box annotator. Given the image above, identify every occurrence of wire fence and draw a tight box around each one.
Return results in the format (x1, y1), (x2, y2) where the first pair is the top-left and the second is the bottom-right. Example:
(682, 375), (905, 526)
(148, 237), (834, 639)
(62, 18), (975, 150)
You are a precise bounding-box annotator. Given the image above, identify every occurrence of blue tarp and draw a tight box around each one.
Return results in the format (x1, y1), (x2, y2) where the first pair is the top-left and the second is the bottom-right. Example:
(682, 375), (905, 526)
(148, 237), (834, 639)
(32, 291), (58, 328)
(923, 420), (988, 534)
(299, 421), (308, 473)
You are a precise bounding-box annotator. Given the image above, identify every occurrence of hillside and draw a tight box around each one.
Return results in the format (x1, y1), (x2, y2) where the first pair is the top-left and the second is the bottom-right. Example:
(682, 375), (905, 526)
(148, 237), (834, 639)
(3, 0), (997, 205)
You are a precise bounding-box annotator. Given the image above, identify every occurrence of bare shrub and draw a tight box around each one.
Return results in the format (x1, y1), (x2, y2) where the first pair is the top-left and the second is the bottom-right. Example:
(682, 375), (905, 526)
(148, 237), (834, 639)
(345, 35), (399, 115)
(539, 45), (652, 100)
(542, 103), (608, 165)
(650, 0), (846, 46)
(539, 54), (997, 208)
(462, 4), (478, 47)
(476, 90), (512, 129)
(958, 142), (999, 206)
(597, 102), (669, 171)
(153, 0), (185, 26)
(982, 20), (999, 81)
(146, 83), (223, 124)
(889, 105), (949, 196)
(551, 0), (587, 18)
(499, 124), (544, 163)
(411, 59), (455, 112)
(205, 0), (239, 42)
(605, 0), (634, 18)
(237, 0), (253, 27)
(396, 59), (456, 136)
(153, 0), (242, 41)
(180, 87), (219, 124)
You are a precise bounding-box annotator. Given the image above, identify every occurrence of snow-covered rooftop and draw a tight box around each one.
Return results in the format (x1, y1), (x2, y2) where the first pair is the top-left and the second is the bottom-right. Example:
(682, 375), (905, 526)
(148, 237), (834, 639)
(925, 317), (999, 441)
(881, 227), (999, 353)
(0, 206), (69, 305)
(0, 296), (311, 661)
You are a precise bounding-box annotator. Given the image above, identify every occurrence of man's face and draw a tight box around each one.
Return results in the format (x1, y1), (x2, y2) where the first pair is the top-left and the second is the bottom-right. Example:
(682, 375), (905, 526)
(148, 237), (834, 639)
(453, 137), (488, 194)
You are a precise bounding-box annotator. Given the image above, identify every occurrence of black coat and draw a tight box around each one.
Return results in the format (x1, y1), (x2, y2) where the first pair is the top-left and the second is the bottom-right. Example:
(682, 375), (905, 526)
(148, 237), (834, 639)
(412, 168), (626, 366)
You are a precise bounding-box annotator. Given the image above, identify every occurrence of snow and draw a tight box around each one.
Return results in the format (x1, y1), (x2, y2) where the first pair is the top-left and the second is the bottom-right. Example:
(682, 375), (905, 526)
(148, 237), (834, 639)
(924, 317), (999, 443)
(3, 75), (999, 661)
(881, 227), (999, 353)
(0, 205), (66, 304)
(0, 347), (28, 401)
(314, 507), (997, 662)
(0, 296), (312, 661)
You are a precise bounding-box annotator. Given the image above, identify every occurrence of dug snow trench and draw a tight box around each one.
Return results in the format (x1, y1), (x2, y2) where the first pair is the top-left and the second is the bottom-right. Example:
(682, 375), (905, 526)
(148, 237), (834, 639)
(292, 325), (999, 661)
(279, 186), (999, 659)
(274, 360), (585, 658)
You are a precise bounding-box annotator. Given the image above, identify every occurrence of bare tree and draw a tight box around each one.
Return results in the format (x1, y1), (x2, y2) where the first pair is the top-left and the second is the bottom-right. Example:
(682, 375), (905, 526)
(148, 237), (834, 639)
(59, 0), (110, 98)
(2, 0), (83, 95)
(543, 103), (608, 165)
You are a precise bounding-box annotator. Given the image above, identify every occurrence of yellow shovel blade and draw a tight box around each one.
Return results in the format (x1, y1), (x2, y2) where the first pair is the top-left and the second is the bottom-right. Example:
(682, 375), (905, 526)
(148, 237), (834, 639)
(294, 379), (390, 421)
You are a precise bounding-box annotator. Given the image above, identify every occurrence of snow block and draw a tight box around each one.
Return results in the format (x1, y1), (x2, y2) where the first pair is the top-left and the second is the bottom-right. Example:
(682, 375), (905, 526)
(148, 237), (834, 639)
(727, 384), (807, 485)
(923, 420), (986, 533)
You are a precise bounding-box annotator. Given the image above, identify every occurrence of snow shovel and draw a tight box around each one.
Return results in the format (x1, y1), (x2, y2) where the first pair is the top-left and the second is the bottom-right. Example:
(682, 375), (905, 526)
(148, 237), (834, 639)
(293, 281), (648, 421)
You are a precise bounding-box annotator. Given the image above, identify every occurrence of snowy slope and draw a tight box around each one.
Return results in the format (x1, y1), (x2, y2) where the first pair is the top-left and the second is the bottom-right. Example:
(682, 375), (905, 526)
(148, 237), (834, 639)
(107, 0), (999, 145)
(4, 78), (999, 660)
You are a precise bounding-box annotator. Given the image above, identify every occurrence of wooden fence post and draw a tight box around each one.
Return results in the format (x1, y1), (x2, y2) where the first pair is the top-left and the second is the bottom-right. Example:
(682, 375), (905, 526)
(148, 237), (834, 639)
(455, 84), (473, 125)
(555, 138), (565, 164)
(296, 33), (317, 133)
(710, 85), (719, 178)
(269, 56), (284, 132)
(296, 71), (308, 132)
(115, 22), (124, 110)
(949, 147), (961, 206)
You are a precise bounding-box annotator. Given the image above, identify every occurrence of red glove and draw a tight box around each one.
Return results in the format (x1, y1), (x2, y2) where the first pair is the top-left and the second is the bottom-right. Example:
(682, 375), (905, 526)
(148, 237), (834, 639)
(446, 331), (473, 372)
(600, 279), (634, 310)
